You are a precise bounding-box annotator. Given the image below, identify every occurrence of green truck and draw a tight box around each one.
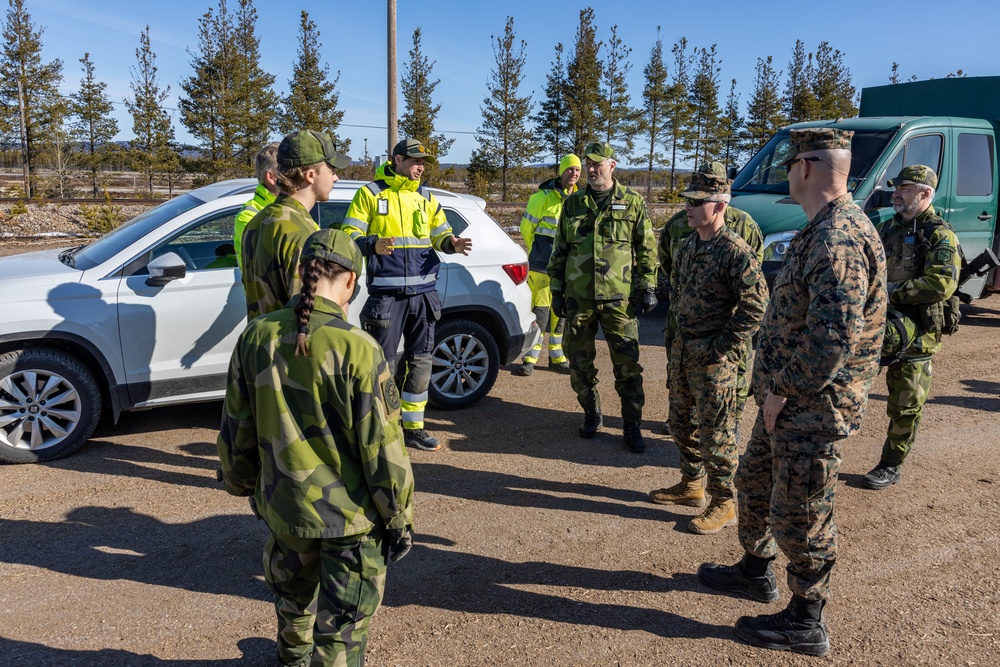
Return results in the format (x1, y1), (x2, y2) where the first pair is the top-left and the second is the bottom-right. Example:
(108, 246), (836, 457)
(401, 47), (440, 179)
(731, 75), (1000, 299)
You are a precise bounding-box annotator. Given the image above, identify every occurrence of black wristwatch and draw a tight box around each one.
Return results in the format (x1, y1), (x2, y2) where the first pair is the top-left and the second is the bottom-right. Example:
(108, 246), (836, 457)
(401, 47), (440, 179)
(769, 376), (778, 394)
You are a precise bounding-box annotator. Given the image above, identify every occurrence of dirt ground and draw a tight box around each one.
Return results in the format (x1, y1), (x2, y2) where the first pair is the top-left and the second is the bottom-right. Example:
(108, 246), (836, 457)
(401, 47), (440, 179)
(0, 238), (998, 666)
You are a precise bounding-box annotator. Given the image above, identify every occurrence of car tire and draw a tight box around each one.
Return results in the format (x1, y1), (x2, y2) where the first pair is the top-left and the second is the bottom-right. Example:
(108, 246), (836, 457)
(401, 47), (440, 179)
(429, 318), (500, 410)
(0, 348), (102, 463)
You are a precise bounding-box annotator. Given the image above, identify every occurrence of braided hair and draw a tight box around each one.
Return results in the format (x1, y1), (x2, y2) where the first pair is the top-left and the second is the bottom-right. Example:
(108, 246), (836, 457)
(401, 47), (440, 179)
(294, 256), (351, 357)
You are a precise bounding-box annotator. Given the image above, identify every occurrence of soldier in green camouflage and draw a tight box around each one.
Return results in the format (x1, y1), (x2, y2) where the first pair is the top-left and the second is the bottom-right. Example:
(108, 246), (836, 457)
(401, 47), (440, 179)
(657, 162), (764, 435)
(863, 165), (961, 490)
(697, 128), (887, 657)
(548, 141), (658, 452)
(649, 171), (767, 535)
(218, 229), (416, 667)
(241, 130), (350, 320)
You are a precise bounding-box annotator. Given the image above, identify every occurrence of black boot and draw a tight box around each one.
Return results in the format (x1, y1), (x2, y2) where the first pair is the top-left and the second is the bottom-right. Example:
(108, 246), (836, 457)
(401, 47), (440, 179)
(697, 554), (778, 603)
(579, 410), (602, 438)
(735, 595), (830, 657)
(623, 422), (645, 452)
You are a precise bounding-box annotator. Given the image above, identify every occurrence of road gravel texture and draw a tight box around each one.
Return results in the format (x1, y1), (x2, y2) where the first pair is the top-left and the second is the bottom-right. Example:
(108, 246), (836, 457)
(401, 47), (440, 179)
(0, 239), (998, 666)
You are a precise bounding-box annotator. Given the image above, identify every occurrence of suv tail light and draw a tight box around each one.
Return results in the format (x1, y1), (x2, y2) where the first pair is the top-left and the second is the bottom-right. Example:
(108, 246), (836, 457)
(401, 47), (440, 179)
(502, 262), (529, 285)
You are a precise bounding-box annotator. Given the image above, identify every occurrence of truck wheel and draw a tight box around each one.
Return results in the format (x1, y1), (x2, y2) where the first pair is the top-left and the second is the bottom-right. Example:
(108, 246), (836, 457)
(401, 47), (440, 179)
(0, 348), (102, 463)
(429, 318), (500, 410)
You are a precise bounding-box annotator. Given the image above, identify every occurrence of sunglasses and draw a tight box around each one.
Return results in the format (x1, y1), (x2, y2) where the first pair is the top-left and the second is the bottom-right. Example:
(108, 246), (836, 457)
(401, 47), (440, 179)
(783, 156), (823, 169)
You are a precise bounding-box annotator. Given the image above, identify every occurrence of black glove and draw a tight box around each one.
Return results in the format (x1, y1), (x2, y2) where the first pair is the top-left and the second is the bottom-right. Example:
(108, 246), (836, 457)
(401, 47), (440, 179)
(551, 293), (567, 319)
(387, 528), (413, 563)
(635, 289), (658, 315)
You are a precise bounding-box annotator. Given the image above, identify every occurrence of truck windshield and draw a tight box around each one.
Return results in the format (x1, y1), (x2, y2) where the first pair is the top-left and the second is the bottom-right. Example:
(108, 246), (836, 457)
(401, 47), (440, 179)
(732, 129), (896, 195)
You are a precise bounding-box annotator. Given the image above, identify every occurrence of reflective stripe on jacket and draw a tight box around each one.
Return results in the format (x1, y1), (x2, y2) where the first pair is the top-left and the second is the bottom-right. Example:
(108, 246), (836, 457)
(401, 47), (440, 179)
(521, 177), (577, 273)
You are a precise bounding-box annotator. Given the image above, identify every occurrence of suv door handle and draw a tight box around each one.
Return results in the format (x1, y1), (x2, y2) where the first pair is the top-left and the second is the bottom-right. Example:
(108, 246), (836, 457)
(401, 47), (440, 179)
(978, 213), (994, 221)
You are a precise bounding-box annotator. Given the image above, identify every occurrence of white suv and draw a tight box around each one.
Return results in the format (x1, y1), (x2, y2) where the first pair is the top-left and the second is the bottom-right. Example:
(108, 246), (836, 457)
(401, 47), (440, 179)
(0, 179), (536, 463)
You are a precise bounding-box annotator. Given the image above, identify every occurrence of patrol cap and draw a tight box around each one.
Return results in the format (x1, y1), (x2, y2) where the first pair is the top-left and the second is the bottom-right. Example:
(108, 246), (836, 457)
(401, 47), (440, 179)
(559, 153), (581, 175)
(682, 162), (731, 201)
(584, 142), (615, 163)
(278, 130), (351, 169)
(888, 164), (938, 189)
(392, 138), (437, 164)
(300, 228), (364, 275)
(780, 128), (854, 167)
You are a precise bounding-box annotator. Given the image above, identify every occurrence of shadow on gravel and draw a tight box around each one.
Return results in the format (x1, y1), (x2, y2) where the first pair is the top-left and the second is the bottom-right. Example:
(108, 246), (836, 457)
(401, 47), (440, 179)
(385, 536), (733, 641)
(412, 462), (692, 529)
(0, 636), (274, 666)
(957, 303), (1000, 328)
(45, 439), (221, 489)
(928, 378), (1000, 412)
(0, 506), (269, 602)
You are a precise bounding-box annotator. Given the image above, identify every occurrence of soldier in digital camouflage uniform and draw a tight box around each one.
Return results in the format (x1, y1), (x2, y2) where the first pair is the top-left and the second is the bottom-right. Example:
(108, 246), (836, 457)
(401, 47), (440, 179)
(218, 228), (415, 667)
(863, 165), (960, 490)
(697, 128), (887, 657)
(241, 130), (350, 320)
(649, 171), (767, 534)
(656, 162), (764, 435)
(548, 141), (658, 452)
(514, 153), (581, 376)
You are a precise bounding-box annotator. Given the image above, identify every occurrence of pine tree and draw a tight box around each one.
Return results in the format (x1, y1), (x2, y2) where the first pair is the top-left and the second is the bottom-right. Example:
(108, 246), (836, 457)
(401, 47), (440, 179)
(473, 17), (538, 200)
(281, 10), (348, 153)
(813, 41), (856, 119)
(665, 37), (693, 191)
(687, 44), (723, 166)
(70, 53), (119, 197)
(640, 27), (670, 198)
(598, 24), (640, 161)
(564, 7), (602, 157)
(180, 0), (277, 179)
(125, 26), (177, 195)
(783, 40), (818, 123)
(532, 43), (571, 163)
(746, 55), (785, 153)
(0, 0), (64, 196)
(719, 78), (745, 170)
(400, 26), (454, 183)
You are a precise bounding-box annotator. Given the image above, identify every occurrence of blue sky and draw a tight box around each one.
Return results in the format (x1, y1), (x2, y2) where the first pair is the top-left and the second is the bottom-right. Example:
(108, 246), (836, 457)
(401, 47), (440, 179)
(27, 0), (1000, 167)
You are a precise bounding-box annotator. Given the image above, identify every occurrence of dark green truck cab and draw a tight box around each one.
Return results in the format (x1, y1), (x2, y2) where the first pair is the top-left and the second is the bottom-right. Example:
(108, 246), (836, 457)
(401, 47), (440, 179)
(731, 76), (1000, 299)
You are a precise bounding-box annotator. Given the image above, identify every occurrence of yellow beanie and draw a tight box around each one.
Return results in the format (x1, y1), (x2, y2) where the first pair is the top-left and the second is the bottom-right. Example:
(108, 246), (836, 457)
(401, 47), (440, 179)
(558, 153), (581, 175)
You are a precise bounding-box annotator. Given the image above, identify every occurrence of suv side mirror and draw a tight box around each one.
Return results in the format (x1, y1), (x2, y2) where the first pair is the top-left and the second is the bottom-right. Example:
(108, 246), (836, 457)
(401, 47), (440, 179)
(146, 252), (187, 286)
(866, 188), (893, 211)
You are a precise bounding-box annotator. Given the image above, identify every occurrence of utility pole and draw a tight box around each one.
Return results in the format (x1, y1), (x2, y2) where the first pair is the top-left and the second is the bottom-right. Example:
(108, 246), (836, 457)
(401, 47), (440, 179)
(16, 78), (30, 198)
(387, 0), (397, 154)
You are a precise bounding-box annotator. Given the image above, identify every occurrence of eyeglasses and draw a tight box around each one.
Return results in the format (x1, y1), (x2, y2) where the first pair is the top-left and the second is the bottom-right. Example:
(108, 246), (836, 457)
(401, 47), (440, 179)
(683, 198), (714, 207)
(783, 156), (823, 169)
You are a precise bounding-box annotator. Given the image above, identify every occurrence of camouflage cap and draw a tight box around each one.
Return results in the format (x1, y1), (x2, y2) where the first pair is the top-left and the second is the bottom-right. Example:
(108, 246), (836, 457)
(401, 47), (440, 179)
(278, 130), (351, 169)
(682, 170), (730, 201)
(392, 138), (437, 164)
(888, 164), (938, 189)
(697, 161), (728, 179)
(780, 127), (854, 167)
(584, 141), (615, 162)
(300, 228), (364, 275)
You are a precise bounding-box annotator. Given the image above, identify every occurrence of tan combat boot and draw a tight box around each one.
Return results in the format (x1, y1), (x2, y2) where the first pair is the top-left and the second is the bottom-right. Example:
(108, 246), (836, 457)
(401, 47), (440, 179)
(648, 476), (706, 507)
(689, 498), (737, 535)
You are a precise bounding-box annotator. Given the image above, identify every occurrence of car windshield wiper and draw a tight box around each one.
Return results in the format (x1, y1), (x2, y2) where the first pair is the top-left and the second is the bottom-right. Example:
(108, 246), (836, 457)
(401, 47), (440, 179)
(58, 244), (86, 268)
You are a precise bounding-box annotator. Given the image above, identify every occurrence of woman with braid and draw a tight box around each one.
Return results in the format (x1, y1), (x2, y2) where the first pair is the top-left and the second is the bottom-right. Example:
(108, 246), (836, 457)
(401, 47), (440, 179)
(217, 228), (415, 667)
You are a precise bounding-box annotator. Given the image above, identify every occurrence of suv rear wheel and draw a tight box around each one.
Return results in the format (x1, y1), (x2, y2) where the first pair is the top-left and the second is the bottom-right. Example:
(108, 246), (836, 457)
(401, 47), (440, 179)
(0, 348), (102, 463)
(429, 318), (500, 409)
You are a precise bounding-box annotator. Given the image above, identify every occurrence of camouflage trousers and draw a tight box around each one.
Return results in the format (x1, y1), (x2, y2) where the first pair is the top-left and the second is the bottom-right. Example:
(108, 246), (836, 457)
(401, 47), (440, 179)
(882, 356), (934, 467)
(264, 530), (389, 667)
(523, 271), (567, 365)
(563, 297), (644, 423)
(736, 414), (844, 601)
(665, 334), (753, 422)
(667, 337), (739, 500)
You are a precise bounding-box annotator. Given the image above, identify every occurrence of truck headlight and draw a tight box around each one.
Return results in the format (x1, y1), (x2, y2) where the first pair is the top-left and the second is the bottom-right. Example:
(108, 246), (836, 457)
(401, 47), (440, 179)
(762, 231), (797, 263)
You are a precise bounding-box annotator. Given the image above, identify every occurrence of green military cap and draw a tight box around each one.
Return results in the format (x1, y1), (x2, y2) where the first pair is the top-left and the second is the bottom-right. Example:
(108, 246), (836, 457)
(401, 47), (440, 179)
(278, 130), (351, 169)
(392, 138), (437, 164)
(888, 164), (938, 189)
(584, 141), (615, 162)
(697, 161), (728, 179)
(682, 170), (730, 201)
(780, 127), (854, 167)
(300, 228), (364, 275)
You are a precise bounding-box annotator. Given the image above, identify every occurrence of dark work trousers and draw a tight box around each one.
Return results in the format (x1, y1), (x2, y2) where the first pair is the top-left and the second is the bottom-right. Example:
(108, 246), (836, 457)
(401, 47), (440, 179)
(361, 290), (440, 430)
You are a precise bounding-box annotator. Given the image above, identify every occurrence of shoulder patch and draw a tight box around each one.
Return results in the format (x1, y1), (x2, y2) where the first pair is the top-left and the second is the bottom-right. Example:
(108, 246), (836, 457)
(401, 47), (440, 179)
(382, 376), (401, 412)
